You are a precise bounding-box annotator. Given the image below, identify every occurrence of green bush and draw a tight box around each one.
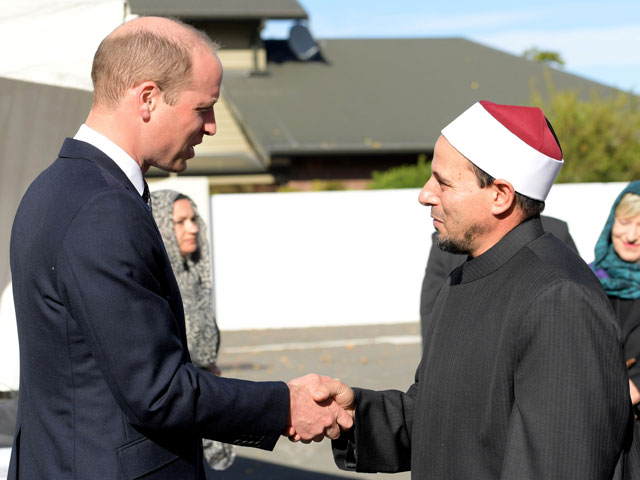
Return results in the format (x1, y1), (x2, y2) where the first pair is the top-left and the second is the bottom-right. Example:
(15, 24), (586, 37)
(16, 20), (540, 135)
(369, 154), (431, 189)
(531, 78), (640, 182)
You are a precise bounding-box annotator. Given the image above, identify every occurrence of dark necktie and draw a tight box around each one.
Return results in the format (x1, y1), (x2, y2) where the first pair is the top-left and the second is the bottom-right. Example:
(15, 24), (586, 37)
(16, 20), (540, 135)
(142, 180), (152, 212)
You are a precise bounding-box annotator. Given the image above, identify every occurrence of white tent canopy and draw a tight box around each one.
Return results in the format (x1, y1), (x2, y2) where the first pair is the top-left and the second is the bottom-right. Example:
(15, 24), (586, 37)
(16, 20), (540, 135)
(0, 0), (129, 91)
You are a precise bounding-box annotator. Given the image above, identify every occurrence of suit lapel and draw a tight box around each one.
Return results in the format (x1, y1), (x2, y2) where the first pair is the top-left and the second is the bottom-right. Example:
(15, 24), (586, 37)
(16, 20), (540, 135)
(58, 137), (143, 206)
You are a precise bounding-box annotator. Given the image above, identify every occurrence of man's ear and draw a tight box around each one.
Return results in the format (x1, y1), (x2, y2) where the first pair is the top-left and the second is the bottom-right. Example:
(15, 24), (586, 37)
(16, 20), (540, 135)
(135, 81), (160, 121)
(490, 179), (517, 215)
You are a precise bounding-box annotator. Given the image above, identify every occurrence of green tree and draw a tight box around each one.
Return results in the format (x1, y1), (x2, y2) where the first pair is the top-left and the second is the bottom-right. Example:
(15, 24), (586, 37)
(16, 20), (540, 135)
(523, 47), (565, 68)
(368, 154), (431, 189)
(531, 80), (640, 182)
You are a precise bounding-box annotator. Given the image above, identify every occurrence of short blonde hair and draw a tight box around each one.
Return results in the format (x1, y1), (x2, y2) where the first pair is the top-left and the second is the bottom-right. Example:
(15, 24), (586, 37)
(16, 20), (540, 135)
(91, 18), (217, 108)
(615, 192), (640, 219)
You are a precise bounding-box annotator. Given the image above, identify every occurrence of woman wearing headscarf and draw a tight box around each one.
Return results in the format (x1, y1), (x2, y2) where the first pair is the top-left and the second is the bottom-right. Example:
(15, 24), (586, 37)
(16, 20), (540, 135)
(591, 180), (640, 407)
(151, 189), (235, 471)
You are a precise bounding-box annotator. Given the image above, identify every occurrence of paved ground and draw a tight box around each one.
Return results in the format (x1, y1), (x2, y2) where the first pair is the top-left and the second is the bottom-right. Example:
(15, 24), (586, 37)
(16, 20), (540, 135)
(0, 322), (421, 479)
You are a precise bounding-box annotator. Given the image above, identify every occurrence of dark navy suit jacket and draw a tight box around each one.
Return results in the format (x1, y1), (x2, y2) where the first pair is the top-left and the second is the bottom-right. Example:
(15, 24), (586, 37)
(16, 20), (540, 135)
(9, 139), (289, 479)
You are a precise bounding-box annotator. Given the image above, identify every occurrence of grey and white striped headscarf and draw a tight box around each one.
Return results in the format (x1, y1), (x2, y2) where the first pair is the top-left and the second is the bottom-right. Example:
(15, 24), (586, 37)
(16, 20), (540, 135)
(150, 189), (219, 369)
(151, 189), (235, 470)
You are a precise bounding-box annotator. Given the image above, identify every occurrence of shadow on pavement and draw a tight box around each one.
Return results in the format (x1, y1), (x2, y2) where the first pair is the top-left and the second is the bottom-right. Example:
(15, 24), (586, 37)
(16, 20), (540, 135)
(206, 456), (350, 480)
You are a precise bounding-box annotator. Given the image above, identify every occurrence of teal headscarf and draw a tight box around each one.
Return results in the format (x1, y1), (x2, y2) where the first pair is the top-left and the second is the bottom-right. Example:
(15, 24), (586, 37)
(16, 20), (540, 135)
(591, 180), (640, 299)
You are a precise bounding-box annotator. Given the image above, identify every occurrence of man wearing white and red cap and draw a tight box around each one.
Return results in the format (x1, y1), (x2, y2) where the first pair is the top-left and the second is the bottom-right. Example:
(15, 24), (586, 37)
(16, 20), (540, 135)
(308, 101), (634, 478)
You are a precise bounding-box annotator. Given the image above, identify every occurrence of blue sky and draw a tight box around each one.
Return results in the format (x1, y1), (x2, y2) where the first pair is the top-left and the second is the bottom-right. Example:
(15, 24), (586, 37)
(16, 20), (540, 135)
(262, 0), (640, 93)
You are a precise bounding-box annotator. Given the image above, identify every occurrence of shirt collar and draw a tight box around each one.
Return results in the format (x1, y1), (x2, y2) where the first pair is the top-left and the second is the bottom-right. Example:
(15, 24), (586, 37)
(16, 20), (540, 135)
(457, 216), (545, 284)
(74, 124), (145, 196)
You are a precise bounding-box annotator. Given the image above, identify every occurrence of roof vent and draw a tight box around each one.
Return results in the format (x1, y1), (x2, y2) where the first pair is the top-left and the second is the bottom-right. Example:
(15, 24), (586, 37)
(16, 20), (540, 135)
(287, 24), (320, 61)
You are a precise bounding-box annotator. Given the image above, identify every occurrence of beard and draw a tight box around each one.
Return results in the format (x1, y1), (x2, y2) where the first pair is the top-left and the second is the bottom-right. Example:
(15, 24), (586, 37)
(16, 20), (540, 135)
(435, 222), (487, 256)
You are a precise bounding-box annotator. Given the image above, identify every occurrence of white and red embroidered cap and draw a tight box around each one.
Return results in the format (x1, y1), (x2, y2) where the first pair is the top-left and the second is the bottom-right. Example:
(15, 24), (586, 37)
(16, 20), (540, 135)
(441, 100), (563, 201)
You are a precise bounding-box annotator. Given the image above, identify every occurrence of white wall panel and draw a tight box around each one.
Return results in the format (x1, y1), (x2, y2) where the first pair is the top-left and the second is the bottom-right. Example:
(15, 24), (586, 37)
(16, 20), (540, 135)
(211, 183), (628, 330)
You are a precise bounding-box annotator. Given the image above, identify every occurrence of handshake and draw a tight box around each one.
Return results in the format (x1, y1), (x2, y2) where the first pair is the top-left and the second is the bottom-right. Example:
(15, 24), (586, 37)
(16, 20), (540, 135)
(284, 374), (355, 443)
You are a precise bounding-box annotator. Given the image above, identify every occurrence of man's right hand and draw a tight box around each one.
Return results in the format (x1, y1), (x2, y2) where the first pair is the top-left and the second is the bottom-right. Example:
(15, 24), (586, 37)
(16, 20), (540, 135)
(284, 374), (355, 443)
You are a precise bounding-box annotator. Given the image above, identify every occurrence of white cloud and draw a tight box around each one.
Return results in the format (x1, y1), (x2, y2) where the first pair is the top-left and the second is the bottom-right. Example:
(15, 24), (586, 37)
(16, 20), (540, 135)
(400, 11), (542, 35)
(474, 25), (640, 91)
(475, 25), (640, 69)
(303, 10), (541, 38)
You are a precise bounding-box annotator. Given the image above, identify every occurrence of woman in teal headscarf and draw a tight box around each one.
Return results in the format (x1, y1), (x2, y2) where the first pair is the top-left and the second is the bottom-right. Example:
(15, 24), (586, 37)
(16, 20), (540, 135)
(592, 180), (640, 406)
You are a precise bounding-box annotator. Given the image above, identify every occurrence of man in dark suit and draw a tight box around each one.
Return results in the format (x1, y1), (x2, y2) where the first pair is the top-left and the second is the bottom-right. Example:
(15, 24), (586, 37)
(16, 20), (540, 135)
(419, 216), (577, 346)
(9, 17), (349, 479)
(309, 101), (633, 478)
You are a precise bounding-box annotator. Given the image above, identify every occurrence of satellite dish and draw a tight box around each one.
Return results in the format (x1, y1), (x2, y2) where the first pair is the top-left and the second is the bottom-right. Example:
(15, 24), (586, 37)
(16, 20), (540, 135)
(288, 24), (320, 61)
